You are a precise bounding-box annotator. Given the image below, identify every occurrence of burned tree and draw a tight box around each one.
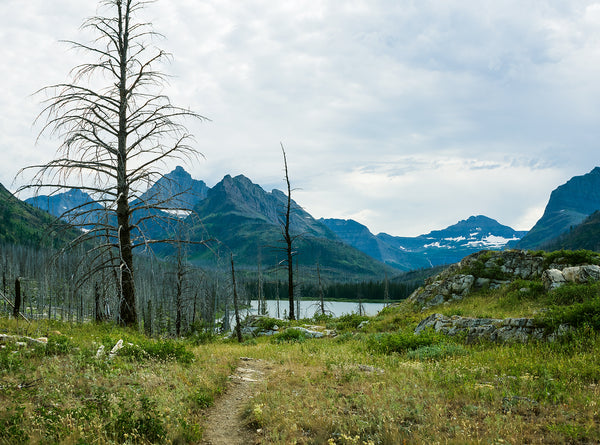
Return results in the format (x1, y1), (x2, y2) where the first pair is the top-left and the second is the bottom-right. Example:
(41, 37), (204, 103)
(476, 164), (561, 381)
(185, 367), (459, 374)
(277, 144), (301, 320)
(19, 0), (206, 326)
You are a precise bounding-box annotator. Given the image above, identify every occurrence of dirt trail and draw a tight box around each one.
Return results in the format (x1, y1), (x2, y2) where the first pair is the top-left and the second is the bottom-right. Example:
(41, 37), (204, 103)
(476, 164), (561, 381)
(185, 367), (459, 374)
(200, 357), (271, 445)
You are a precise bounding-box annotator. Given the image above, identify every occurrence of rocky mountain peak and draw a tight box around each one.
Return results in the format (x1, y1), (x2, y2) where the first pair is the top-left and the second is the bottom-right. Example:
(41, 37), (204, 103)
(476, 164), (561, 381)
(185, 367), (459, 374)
(517, 166), (600, 249)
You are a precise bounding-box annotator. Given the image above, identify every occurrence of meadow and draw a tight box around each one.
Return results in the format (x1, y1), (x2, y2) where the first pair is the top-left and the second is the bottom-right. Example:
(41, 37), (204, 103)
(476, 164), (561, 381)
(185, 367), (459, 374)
(0, 277), (598, 444)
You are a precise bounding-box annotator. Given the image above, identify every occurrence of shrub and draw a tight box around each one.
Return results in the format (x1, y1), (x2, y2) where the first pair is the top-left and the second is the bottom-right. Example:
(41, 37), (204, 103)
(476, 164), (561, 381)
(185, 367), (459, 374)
(253, 317), (280, 331)
(548, 283), (599, 305)
(0, 347), (23, 373)
(406, 343), (467, 361)
(45, 335), (74, 356)
(121, 339), (194, 363)
(329, 313), (370, 332)
(272, 328), (306, 344)
(367, 328), (447, 355)
(537, 297), (600, 332)
(109, 396), (166, 443)
(543, 249), (600, 268)
(187, 329), (216, 345)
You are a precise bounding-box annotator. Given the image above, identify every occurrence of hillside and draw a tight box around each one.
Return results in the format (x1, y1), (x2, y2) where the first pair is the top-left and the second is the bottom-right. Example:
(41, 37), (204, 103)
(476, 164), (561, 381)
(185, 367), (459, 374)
(541, 210), (600, 252)
(0, 183), (75, 248)
(517, 166), (600, 249)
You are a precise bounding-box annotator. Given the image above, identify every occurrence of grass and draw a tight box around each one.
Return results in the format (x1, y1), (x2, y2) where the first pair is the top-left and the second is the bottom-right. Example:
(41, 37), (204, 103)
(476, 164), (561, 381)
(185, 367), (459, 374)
(0, 267), (599, 444)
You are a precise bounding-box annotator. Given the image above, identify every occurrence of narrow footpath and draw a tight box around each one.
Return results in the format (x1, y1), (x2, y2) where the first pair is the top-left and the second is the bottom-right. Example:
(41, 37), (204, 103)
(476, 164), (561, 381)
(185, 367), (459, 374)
(200, 357), (271, 445)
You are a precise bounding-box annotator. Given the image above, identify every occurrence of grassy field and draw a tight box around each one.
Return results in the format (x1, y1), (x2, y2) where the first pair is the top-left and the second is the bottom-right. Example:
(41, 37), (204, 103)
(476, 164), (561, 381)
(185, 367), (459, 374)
(0, 277), (599, 444)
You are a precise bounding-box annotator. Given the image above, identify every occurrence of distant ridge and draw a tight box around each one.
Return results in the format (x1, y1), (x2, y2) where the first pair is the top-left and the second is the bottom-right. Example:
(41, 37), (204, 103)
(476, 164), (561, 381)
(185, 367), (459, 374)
(516, 166), (600, 250)
(322, 215), (526, 271)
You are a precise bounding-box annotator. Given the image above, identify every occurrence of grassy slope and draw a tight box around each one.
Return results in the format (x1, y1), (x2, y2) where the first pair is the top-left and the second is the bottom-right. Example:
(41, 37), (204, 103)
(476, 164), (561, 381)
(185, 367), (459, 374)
(0, 184), (76, 248)
(1, 259), (599, 444)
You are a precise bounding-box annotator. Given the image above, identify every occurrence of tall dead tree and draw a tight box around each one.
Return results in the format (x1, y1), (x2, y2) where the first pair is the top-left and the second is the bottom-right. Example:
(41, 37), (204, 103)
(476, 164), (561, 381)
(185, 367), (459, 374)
(279, 144), (298, 320)
(19, 0), (206, 326)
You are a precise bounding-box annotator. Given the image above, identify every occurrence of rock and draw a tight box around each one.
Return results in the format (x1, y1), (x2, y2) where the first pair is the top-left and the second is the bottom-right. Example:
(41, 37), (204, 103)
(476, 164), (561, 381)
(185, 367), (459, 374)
(96, 344), (105, 358)
(109, 339), (124, 359)
(415, 313), (565, 344)
(289, 327), (324, 338)
(357, 321), (370, 329)
(542, 265), (600, 290)
(357, 364), (384, 374)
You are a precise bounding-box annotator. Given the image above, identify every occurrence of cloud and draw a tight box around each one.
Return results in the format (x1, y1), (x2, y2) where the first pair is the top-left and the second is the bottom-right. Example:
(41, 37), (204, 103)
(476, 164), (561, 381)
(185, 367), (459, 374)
(1, 0), (599, 238)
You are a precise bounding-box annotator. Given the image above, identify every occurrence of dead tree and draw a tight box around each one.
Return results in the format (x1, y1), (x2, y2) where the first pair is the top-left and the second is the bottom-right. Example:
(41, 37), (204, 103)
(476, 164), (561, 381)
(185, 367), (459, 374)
(19, 0), (207, 326)
(278, 144), (300, 320)
(230, 254), (243, 343)
(13, 278), (21, 318)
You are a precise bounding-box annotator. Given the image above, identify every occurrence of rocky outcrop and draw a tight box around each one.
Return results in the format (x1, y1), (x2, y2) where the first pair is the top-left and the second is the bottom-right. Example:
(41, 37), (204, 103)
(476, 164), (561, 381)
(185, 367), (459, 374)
(408, 250), (600, 309)
(542, 265), (600, 290)
(415, 313), (569, 343)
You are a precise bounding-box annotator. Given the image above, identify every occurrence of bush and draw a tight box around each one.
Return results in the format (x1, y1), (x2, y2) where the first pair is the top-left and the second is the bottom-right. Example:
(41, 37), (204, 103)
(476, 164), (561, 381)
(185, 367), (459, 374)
(406, 343), (467, 361)
(253, 317), (280, 331)
(329, 313), (370, 332)
(543, 250), (600, 268)
(109, 396), (166, 443)
(537, 297), (600, 332)
(121, 339), (194, 363)
(45, 335), (74, 356)
(548, 283), (599, 305)
(272, 328), (306, 344)
(187, 329), (216, 345)
(367, 328), (448, 355)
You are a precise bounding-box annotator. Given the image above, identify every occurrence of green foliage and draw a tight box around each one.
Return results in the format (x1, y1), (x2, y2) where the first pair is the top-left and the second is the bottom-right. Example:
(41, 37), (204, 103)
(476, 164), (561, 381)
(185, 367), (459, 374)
(121, 339), (194, 363)
(109, 395), (166, 443)
(548, 282), (599, 305)
(45, 334), (74, 355)
(272, 328), (306, 344)
(496, 280), (546, 309)
(187, 329), (216, 345)
(367, 328), (448, 355)
(191, 388), (214, 409)
(542, 249), (600, 268)
(253, 316), (281, 331)
(538, 297), (600, 332)
(461, 254), (511, 280)
(327, 313), (370, 332)
(0, 405), (28, 444)
(0, 346), (23, 373)
(406, 343), (468, 361)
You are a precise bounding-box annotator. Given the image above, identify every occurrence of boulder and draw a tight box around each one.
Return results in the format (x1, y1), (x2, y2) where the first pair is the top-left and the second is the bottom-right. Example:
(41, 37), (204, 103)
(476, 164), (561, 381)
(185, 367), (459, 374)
(415, 313), (551, 343)
(542, 264), (600, 290)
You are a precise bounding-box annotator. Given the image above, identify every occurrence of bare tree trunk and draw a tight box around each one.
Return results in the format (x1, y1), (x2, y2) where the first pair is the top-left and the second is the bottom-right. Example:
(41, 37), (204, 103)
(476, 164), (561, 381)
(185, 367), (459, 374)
(230, 254), (243, 343)
(281, 145), (295, 320)
(13, 277), (21, 318)
(317, 262), (325, 316)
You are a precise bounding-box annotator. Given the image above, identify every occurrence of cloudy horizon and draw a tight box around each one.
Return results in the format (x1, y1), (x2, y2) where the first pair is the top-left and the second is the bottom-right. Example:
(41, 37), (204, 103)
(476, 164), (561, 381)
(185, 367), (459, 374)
(2, 1), (599, 237)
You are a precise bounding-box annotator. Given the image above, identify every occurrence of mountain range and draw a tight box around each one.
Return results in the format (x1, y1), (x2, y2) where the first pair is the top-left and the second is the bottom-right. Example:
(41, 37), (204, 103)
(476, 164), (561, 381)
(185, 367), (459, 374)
(18, 164), (600, 277)
(321, 215), (526, 270)
(22, 166), (533, 275)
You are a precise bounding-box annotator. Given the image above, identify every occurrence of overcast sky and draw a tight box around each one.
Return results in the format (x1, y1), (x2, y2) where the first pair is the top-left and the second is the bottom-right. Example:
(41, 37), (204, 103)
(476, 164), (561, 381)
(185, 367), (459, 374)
(1, 1), (600, 237)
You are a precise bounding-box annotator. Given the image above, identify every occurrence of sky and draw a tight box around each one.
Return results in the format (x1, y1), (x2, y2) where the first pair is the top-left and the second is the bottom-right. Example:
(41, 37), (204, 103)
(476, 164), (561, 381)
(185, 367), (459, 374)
(1, 0), (600, 237)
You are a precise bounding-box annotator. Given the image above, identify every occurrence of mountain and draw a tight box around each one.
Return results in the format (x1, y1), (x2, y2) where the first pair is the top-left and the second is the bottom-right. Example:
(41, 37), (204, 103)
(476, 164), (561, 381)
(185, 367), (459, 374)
(139, 166), (209, 214)
(322, 215), (526, 271)
(25, 188), (102, 226)
(0, 183), (75, 248)
(541, 211), (600, 252)
(516, 166), (600, 250)
(185, 174), (393, 280)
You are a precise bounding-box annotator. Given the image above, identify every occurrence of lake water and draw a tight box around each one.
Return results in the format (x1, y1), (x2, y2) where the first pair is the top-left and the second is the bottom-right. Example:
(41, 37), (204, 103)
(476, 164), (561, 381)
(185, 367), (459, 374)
(242, 299), (387, 319)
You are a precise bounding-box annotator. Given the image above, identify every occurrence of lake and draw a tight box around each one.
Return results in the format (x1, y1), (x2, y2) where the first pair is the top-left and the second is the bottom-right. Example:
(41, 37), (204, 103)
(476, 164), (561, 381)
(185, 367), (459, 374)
(243, 299), (388, 319)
